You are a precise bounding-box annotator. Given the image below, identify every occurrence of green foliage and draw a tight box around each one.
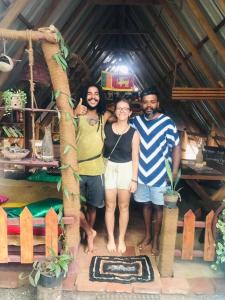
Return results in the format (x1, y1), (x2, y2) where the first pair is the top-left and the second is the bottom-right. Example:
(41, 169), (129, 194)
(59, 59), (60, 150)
(2, 89), (27, 114)
(164, 158), (182, 197)
(212, 200), (225, 273)
(19, 250), (72, 287)
(52, 31), (70, 72)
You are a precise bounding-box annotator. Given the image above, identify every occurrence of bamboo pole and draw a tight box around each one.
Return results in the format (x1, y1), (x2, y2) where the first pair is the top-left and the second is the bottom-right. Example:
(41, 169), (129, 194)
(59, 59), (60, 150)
(0, 27), (57, 43)
(41, 37), (80, 248)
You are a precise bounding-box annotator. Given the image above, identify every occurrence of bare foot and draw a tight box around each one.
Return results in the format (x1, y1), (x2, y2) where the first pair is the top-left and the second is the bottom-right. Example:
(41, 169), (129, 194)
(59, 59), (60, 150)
(118, 239), (126, 254)
(151, 239), (159, 256)
(151, 247), (159, 256)
(107, 239), (116, 253)
(85, 229), (97, 253)
(138, 237), (151, 250)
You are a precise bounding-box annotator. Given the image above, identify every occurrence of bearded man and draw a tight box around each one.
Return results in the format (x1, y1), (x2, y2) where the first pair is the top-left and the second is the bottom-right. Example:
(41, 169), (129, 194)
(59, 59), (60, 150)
(74, 84), (112, 248)
(130, 86), (181, 255)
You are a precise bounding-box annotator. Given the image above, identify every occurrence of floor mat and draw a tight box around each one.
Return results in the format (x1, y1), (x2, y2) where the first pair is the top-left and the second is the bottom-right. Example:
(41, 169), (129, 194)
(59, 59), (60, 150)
(89, 255), (154, 284)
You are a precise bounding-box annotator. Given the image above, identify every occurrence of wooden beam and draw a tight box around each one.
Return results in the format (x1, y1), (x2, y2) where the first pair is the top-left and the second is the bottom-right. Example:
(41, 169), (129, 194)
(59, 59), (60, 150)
(172, 88), (225, 101)
(0, 28), (56, 43)
(87, 0), (161, 5)
(186, 0), (225, 61)
(163, 1), (218, 86)
(0, 0), (30, 28)
(98, 30), (148, 35)
(217, 0), (225, 15)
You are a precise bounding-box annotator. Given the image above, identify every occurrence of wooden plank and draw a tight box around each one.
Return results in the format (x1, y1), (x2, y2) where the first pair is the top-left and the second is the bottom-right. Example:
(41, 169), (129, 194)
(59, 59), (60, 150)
(181, 174), (225, 181)
(186, 0), (225, 60)
(211, 186), (225, 201)
(7, 216), (75, 226)
(172, 88), (225, 101)
(181, 210), (195, 260)
(45, 208), (58, 257)
(204, 210), (215, 261)
(185, 180), (212, 202)
(0, 208), (8, 262)
(20, 207), (33, 263)
(0, 0), (30, 28)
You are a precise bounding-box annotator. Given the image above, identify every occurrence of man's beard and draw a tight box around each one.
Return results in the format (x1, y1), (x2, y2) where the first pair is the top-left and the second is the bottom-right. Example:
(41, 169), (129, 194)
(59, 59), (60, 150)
(144, 108), (158, 119)
(84, 99), (99, 111)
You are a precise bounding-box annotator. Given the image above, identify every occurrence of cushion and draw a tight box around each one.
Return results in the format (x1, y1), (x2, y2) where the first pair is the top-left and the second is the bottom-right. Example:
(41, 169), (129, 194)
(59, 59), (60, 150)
(0, 194), (9, 204)
(27, 170), (61, 183)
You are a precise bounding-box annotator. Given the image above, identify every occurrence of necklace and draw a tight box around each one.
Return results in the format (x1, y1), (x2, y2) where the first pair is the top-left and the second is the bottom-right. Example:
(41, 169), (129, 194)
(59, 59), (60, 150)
(113, 123), (130, 135)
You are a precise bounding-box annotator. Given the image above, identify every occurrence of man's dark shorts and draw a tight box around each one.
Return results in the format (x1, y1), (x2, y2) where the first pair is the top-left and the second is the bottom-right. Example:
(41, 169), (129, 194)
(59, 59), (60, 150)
(80, 175), (104, 208)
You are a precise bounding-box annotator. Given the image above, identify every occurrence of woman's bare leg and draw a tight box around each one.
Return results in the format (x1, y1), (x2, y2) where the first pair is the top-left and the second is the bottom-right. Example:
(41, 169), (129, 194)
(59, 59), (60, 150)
(117, 189), (131, 254)
(105, 189), (117, 252)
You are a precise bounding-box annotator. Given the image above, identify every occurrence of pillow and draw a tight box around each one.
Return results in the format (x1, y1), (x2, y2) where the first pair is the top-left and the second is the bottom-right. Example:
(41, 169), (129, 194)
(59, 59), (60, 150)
(27, 170), (61, 183)
(5, 198), (63, 218)
(0, 194), (9, 204)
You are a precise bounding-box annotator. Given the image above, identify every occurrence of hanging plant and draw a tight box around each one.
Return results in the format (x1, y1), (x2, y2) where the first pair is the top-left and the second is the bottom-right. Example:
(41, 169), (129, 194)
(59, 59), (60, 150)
(0, 54), (14, 72)
(2, 89), (27, 114)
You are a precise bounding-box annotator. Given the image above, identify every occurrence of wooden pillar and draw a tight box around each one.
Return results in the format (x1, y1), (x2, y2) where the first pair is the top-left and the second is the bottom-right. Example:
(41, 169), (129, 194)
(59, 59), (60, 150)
(158, 207), (178, 277)
(181, 129), (189, 160)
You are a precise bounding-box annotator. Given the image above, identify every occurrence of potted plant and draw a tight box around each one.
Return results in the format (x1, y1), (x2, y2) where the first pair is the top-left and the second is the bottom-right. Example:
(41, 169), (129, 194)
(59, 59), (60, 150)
(211, 201), (225, 275)
(2, 89), (27, 114)
(163, 158), (182, 208)
(19, 249), (72, 288)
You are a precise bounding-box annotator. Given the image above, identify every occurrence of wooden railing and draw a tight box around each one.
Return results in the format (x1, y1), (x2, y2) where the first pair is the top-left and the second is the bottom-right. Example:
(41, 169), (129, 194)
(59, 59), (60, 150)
(0, 207), (75, 263)
(175, 209), (215, 261)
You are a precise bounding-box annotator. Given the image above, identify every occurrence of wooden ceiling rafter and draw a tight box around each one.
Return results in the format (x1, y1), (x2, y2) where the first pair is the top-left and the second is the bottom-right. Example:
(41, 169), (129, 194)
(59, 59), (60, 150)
(163, 1), (218, 87)
(186, 0), (225, 62)
(69, 7), (111, 52)
(162, 1), (225, 132)
(86, 0), (162, 5)
(61, 0), (90, 40)
(130, 8), (175, 77)
(217, 0), (225, 14)
(74, 8), (114, 57)
(141, 7), (225, 135)
(0, 0), (30, 28)
(143, 6), (197, 86)
(125, 26), (205, 132)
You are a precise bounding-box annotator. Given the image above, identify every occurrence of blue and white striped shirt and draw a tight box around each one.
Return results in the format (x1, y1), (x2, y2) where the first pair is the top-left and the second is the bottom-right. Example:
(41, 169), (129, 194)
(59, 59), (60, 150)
(131, 114), (180, 187)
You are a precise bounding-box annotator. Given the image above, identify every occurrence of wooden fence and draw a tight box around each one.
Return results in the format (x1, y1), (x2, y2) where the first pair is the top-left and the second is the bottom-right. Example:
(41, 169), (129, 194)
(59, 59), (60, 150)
(175, 209), (215, 261)
(0, 207), (75, 263)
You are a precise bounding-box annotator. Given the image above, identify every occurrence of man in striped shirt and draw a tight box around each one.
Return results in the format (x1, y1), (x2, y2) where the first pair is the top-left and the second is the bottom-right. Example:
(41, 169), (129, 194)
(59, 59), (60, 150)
(131, 87), (181, 255)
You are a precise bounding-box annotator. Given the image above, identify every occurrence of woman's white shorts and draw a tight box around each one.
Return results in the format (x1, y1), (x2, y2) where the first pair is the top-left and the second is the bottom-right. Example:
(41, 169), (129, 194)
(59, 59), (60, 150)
(104, 160), (132, 190)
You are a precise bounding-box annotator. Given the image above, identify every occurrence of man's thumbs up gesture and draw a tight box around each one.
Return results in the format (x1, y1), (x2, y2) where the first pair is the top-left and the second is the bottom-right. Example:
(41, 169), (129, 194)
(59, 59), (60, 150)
(74, 98), (87, 116)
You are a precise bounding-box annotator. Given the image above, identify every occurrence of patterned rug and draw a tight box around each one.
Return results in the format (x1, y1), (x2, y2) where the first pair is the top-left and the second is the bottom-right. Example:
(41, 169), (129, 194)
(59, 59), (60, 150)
(89, 255), (154, 284)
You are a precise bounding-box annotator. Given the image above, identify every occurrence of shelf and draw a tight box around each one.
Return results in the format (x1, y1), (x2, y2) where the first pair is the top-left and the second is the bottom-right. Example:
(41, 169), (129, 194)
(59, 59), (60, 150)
(0, 107), (57, 113)
(0, 158), (59, 167)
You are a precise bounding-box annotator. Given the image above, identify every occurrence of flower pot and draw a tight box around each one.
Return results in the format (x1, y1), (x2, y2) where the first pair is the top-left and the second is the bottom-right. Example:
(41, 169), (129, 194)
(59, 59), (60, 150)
(10, 94), (24, 109)
(164, 194), (179, 209)
(38, 272), (64, 288)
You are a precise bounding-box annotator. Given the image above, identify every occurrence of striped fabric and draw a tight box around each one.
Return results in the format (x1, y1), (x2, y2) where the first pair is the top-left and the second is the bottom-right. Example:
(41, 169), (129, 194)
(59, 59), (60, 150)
(131, 114), (180, 187)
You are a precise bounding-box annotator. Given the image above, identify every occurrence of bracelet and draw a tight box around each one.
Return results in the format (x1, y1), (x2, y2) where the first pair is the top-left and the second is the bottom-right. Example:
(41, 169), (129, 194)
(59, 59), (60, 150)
(131, 179), (138, 183)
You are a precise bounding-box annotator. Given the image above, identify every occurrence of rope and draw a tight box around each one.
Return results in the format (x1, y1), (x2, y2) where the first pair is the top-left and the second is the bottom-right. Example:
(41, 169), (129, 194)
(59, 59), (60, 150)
(173, 30), (180, 88)
(26, 30), (36, 158)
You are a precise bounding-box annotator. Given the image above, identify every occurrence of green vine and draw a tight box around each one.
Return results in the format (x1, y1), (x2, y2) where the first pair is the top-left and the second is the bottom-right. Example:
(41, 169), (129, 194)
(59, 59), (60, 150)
(52, 31), (69, 71)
